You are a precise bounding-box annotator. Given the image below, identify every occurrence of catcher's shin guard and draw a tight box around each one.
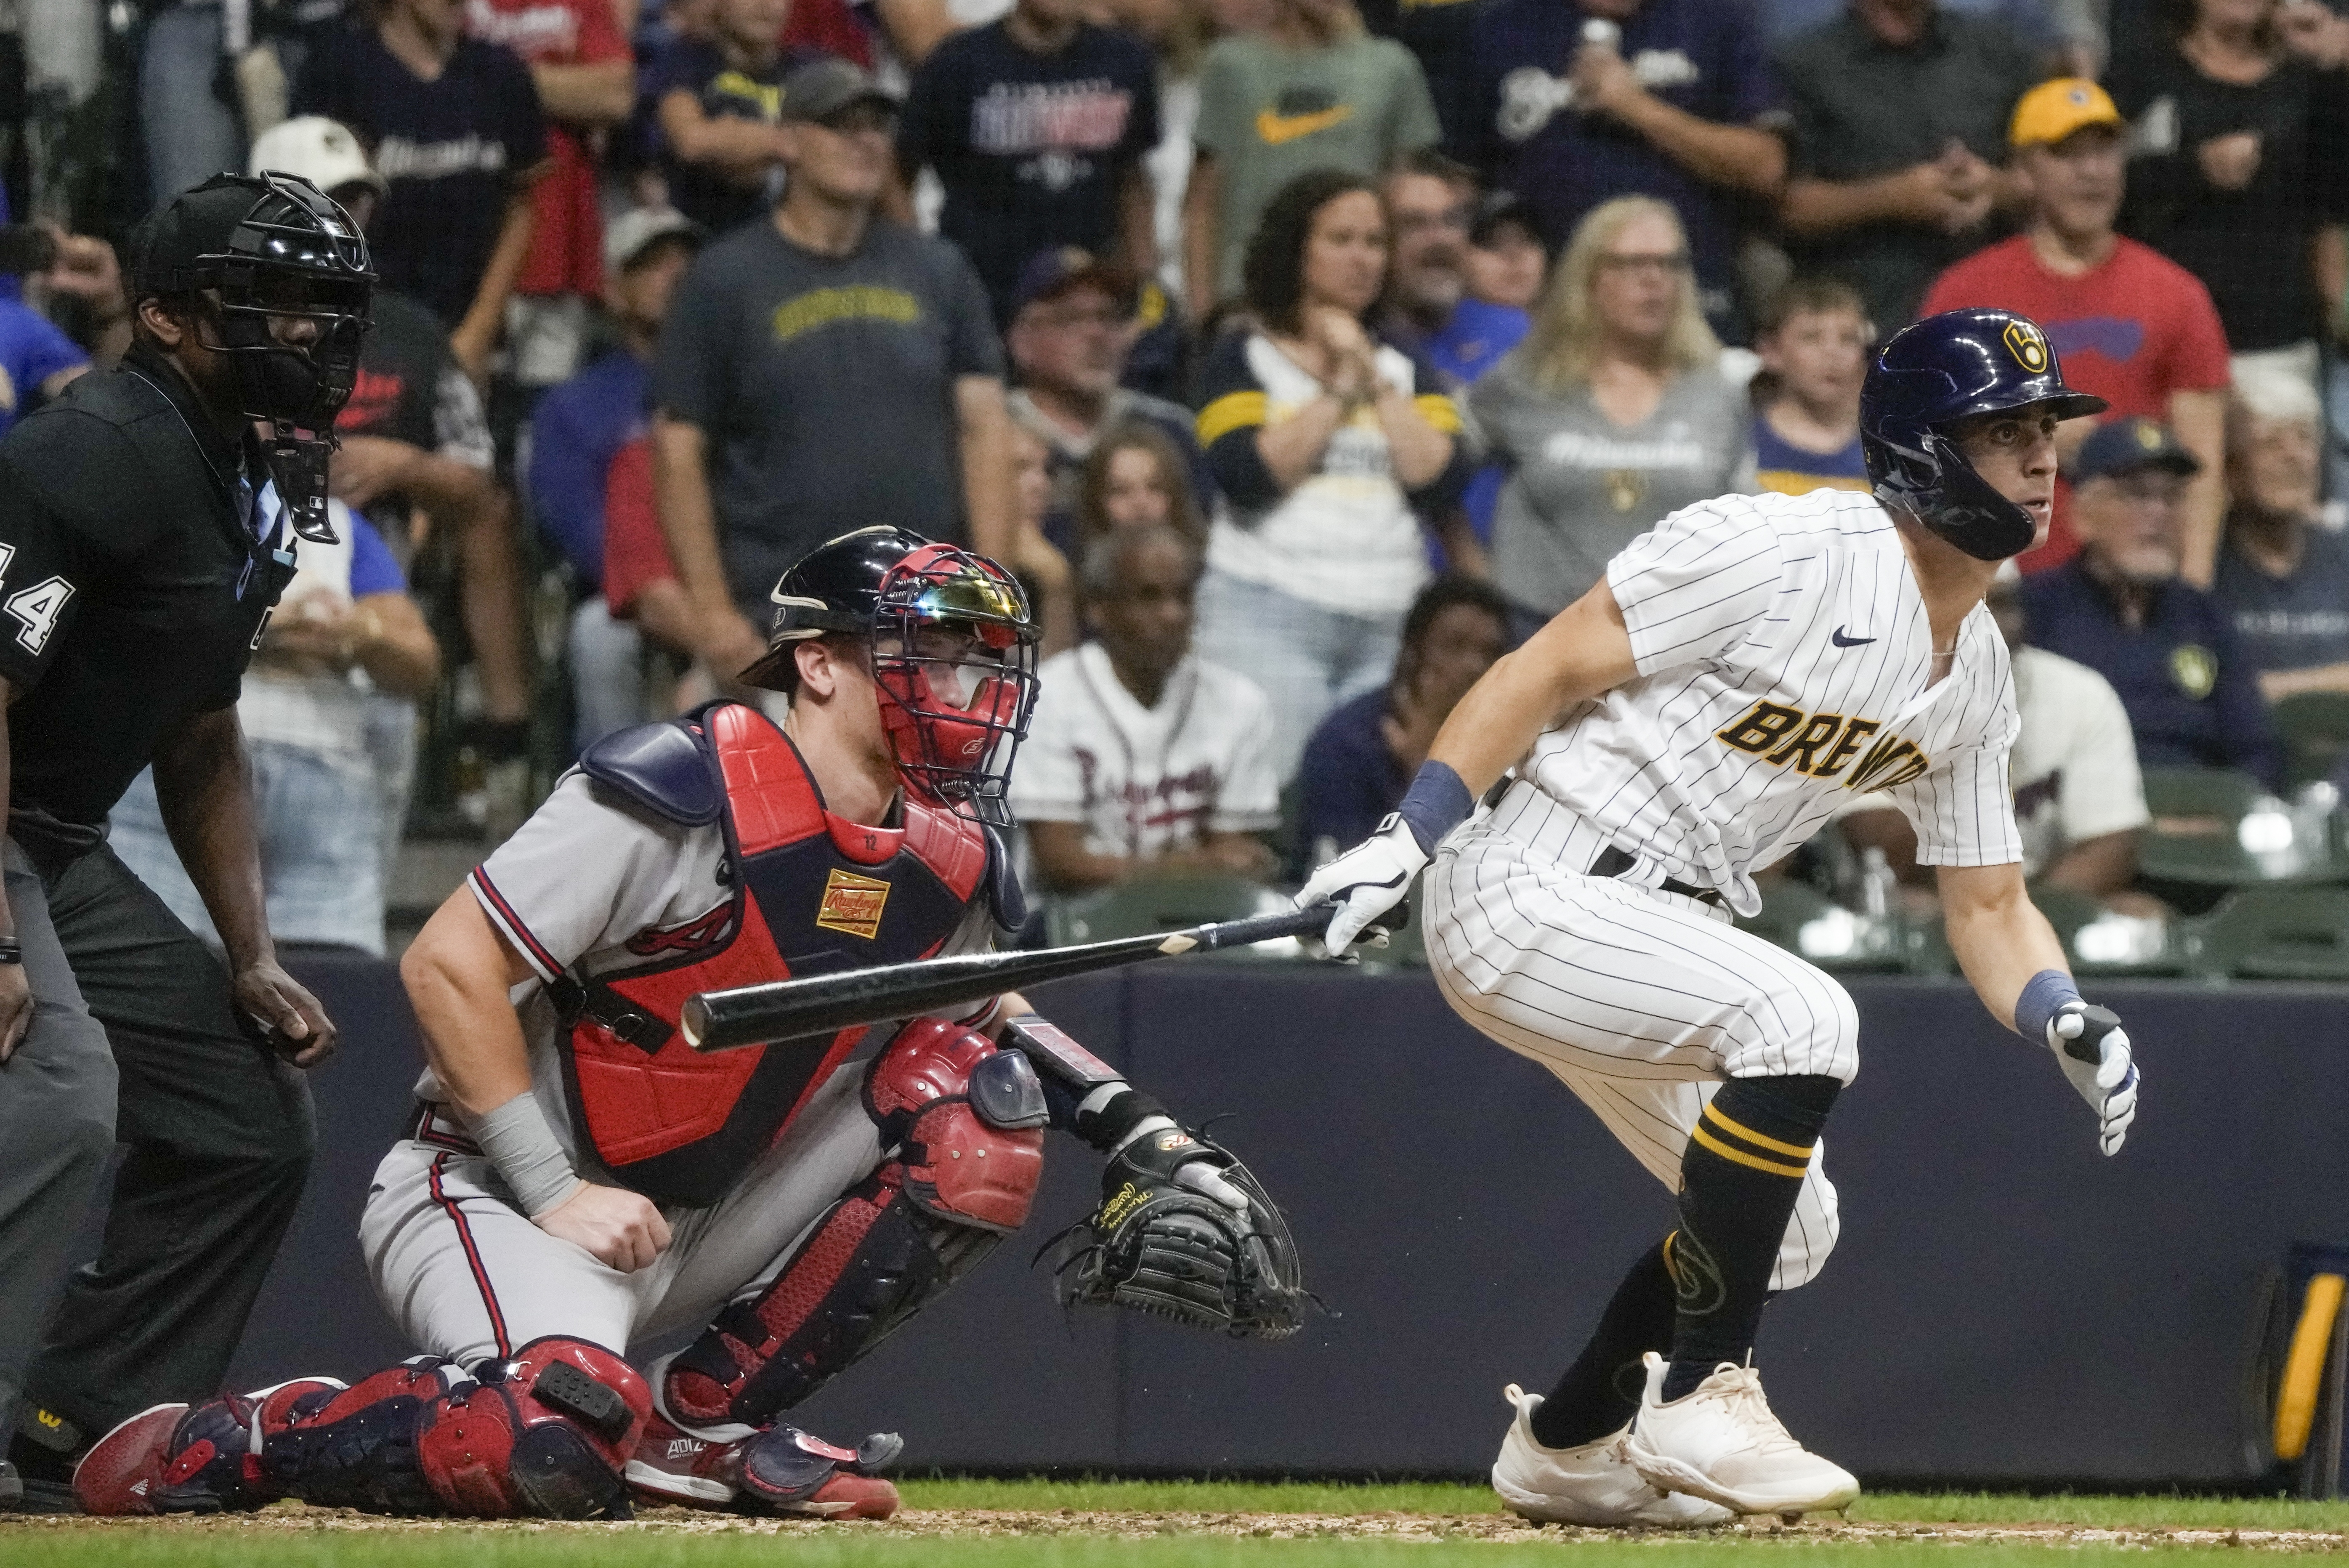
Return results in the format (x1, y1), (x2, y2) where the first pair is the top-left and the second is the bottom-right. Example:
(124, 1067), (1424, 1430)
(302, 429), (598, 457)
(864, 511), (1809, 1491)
(258, 1338), (650, 1519)
(659, 1021), (1045, 1431)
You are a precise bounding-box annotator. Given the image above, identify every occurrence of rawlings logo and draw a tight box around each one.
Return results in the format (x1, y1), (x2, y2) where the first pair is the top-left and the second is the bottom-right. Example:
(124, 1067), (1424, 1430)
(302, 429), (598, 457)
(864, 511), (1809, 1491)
(1098, 1180), (1148, 1230)
(1155, 1131), (1195, 1153)
(815, 868), (891, 940)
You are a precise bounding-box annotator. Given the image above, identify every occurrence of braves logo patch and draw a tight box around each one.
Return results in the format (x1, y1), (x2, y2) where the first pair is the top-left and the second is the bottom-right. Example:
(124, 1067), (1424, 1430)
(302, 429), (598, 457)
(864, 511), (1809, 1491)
(626, 903), (738, 956)
(2002, 319), (2050, 374)
(815, 867), (891, 939)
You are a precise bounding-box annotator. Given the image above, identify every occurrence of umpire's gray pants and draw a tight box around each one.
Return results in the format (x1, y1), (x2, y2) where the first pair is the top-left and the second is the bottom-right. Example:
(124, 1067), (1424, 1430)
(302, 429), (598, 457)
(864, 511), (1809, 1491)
(0, 840), (118, 1447)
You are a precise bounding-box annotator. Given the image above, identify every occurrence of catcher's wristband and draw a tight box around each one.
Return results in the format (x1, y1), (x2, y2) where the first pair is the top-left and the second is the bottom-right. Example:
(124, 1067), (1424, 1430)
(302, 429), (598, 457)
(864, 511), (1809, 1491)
(470, 1092), (587, 1218)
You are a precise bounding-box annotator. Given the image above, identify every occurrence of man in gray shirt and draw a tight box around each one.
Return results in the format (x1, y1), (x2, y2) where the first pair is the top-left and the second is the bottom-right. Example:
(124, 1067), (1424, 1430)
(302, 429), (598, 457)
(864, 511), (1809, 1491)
(654, 59), (1015, 686)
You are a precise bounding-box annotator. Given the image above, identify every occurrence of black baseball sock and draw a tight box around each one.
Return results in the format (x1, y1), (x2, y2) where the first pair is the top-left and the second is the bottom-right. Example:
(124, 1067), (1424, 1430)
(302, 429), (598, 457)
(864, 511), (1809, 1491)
(1528, 1239), (1675, 1449)
(1660, 1074), (1842, 1403)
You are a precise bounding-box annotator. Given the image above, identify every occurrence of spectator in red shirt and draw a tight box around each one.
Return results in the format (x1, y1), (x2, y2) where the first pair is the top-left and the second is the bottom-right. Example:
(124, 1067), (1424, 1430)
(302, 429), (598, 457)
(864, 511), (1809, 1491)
(1921, 77), (2232, 582)
(466, 0), (636, 388)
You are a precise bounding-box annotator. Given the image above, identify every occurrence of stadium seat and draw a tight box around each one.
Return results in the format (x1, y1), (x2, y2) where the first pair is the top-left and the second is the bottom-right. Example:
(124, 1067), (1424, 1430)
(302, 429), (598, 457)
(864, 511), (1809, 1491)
(2136, 767), (2320, 887)
(2184, 886), (2349, 981)
(1044, 874), (1282, 948)
(2027, 884), (2187, 977)
(2272, 691), (2349, 792)
(1735, 880), (1905, 972)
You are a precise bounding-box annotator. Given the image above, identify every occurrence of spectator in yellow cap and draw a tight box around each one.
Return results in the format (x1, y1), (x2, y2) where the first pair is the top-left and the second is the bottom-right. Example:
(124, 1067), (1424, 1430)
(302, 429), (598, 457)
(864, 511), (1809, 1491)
(1922, 76), (2230, 583)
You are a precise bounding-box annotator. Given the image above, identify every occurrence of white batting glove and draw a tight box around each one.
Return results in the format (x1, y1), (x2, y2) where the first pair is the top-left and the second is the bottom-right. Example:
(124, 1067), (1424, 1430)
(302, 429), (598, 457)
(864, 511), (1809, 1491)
(2047, 1001), (2139, 1157)
(1295, 813), (1427, 957)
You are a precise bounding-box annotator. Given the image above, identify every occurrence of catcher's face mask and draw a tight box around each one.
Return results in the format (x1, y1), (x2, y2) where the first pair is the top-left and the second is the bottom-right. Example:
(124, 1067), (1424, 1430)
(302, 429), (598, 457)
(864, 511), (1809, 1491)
(868, 547), (1039, 828)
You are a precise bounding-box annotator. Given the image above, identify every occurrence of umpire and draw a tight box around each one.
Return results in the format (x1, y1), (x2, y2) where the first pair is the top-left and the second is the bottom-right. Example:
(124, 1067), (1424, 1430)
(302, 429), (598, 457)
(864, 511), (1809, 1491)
(0, 173), (371, 1507)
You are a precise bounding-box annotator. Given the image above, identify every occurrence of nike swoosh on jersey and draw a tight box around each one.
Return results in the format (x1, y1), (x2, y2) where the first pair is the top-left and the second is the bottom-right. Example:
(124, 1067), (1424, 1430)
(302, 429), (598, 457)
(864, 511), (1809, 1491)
(1830, 627), (1874, 647)
(1256, 104), (1355, 145)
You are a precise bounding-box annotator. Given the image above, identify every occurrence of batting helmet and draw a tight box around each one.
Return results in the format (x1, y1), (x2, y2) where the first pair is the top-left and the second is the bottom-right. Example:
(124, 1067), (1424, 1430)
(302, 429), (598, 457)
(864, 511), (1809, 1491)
(742, 526), (1039, 827)
(1860, 307), (2106, 560)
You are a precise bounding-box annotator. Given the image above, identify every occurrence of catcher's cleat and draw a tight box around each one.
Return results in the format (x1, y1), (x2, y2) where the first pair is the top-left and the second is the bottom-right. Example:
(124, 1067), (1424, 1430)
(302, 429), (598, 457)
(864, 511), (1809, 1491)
(1621, 1354), (1857, 1517)
(625, 1412), (902, 1518)
(76, 1378), (346, 1517)
(1492, 1384), (1730, 1528)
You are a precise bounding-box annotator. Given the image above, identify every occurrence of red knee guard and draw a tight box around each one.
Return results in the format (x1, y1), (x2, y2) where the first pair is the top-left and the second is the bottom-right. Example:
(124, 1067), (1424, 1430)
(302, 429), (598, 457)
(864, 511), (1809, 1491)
(865, 1018), (1044, 1231)
(414, 1338), (652, 1518)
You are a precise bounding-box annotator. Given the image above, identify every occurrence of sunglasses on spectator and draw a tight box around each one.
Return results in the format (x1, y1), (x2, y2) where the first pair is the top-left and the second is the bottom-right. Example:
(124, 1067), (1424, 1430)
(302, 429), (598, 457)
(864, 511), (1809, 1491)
(1597, 250), (1692, 276)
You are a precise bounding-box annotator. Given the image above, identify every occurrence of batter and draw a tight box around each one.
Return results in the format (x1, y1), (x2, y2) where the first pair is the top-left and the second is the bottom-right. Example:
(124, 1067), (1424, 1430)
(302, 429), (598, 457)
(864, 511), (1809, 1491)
(1300, 308), (2142, 1525)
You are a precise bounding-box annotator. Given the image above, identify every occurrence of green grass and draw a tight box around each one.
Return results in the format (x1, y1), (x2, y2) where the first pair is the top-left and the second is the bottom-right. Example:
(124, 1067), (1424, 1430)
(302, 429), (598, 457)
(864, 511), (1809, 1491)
(893, 1477), (2349, 1530)
(9, 1480), (2349, 1568)
(0, 1534), (2314, 1568)
(895, 1476), (1499, 1513)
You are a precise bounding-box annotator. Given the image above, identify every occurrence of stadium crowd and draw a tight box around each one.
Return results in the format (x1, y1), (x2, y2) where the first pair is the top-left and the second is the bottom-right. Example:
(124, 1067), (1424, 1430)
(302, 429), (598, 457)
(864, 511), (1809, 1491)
(1, 0), (2346, 948)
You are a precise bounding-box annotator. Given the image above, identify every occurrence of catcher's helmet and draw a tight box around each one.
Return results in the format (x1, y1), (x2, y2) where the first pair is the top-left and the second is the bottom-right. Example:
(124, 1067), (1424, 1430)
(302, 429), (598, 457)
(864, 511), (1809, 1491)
(742, 525), (1039, 827)
(1861, 307), (2106, 560)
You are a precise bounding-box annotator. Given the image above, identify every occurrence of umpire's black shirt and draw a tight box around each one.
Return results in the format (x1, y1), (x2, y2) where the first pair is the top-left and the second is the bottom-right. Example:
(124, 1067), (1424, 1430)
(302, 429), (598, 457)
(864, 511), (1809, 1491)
(0, 342), (294, 844)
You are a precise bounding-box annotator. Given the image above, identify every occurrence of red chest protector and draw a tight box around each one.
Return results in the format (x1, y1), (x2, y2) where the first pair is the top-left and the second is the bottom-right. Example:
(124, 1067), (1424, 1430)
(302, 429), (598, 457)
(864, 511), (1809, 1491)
(554, 702), (992, 1207)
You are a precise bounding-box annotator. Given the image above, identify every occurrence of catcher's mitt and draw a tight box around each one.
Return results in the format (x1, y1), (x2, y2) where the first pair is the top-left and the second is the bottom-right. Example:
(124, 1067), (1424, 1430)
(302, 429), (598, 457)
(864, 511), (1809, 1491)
(1042, 1124), (1310, 1339)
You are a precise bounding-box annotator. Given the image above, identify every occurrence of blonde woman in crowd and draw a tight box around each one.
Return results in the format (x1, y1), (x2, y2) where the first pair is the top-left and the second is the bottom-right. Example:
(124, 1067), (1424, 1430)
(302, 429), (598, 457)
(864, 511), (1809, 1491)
(1469, 195), (1752, 628)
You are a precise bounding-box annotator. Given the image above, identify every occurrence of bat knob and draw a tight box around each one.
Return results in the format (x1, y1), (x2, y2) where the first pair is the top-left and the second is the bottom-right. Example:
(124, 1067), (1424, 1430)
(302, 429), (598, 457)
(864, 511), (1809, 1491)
(680, 994), (711, 1049)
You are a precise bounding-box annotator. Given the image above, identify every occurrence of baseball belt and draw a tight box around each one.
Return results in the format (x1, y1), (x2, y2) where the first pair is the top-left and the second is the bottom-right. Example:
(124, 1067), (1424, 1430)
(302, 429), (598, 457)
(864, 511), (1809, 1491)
(1589, 844), (1723, 908)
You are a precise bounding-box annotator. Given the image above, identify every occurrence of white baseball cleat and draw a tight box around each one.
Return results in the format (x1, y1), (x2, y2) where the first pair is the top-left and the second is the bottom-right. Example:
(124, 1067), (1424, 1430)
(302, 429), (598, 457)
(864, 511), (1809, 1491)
(1490, 1383), (1733, 1528)
(1621, 1353), (1858, 1517)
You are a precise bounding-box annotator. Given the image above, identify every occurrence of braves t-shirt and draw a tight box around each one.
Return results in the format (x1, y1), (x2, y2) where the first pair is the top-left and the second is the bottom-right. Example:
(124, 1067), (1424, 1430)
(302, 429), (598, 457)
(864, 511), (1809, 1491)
(1921, 234), (2230, 571)
(898, 20), (1160, 325)
(1470, 0), (1783, 330)
(292, 25), (549, 325)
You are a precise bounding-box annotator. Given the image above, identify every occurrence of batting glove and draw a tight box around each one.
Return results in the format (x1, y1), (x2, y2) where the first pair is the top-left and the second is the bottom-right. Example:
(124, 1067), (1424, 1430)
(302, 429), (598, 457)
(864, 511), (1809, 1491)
(2047, 1001), (2139, 1157)
(1295, 813), (1427, 957)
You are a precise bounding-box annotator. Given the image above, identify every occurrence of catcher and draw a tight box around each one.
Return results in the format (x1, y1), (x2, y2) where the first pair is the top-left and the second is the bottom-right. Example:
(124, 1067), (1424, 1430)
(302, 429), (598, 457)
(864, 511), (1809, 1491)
(73, 527), (1305, 1522)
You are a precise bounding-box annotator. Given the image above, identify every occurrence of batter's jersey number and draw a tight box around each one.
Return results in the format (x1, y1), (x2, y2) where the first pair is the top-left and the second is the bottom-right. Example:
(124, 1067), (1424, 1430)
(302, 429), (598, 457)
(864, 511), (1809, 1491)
(0, 543), (74, 655)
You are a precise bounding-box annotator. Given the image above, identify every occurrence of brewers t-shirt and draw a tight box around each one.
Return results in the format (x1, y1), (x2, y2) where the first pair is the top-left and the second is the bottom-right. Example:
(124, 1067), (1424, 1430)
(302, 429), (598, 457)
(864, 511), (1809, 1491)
(645, 38), (818, 235)
(292, 24), (549, 325)
(898, 19), (1160, 325)
(653, 219), (1004, 611)
(1470, 0), (1783, 330)
(1750, 414), (1868, 496)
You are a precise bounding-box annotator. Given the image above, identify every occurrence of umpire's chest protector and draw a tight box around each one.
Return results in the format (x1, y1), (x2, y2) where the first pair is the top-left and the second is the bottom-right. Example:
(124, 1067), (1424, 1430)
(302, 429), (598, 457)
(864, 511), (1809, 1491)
(556, 701), (991, 1207)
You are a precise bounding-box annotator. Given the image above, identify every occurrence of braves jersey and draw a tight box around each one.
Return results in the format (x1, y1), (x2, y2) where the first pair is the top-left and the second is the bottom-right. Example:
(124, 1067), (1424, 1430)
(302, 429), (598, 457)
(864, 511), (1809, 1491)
(1504, 486), (2022, 917)
(436, 768), (997, 1179)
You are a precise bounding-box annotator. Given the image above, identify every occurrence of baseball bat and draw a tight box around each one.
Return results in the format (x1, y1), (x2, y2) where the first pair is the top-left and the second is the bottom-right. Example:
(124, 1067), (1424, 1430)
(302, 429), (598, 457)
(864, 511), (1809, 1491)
(681, 901), (1350, 1054)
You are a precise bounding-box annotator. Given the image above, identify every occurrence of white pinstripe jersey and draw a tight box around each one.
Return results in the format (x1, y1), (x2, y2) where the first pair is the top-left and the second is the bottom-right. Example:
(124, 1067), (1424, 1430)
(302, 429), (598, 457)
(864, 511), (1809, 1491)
(1506, 486), (2023, 918)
